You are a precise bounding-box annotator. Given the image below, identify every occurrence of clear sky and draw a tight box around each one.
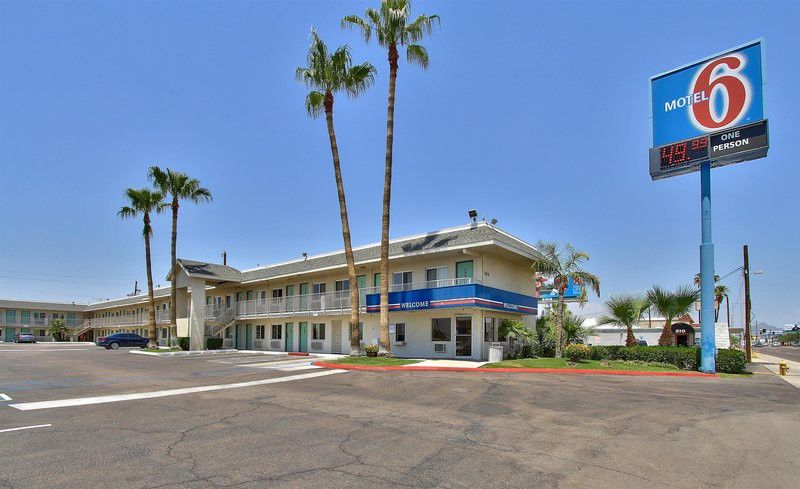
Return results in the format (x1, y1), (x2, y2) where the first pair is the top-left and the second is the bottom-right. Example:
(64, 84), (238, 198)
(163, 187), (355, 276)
(1, 0), (797, 327)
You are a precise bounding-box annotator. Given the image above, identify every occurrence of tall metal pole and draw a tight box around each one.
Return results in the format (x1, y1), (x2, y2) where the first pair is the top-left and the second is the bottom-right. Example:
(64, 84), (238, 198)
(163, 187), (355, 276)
(699, 162), (716, 373)
(743, 244), (752, 362)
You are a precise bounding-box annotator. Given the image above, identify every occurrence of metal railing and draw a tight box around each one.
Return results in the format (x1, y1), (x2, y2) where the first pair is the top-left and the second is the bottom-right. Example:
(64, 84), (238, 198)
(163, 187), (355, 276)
(214, 277), (479, 319)
(87, 309), (171, 328)
(0, 317), (85, 327)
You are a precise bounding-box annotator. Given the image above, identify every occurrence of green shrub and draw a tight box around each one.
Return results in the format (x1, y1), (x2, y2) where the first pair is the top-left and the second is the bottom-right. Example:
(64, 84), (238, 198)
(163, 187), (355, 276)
(588, 346), (700, 370)
(178, 337), (190, 351)
(564, 344), (591, 362)
(716, 348), (746, 373)
(207, 338), (223, 350)
(363, 344), (379, 357)
(589, 345), (623, 360)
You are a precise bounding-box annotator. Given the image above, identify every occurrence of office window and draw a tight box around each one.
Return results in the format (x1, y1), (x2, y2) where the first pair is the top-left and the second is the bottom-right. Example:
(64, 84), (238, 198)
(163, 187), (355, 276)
(484, 317), (495, 341)
(395, 323), (406, 342)
(426, 266), (449, 286)
(312, 323), (326, 340)
(432, 318), (451, 341)
(498, 319), (508, 341)
(312, 283), (326, 294)
(271, 324), (282, 340)
(256, 325), (266, 340)
(456, 260), (474, 280)
(392, 271), (413, 291)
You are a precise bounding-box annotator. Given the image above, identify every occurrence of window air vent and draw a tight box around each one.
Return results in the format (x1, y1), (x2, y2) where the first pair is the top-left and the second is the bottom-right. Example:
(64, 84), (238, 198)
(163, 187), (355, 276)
(434, 343), (446, 353)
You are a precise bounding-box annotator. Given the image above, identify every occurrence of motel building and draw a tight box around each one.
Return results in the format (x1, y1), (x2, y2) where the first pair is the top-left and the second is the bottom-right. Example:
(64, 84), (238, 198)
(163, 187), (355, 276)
(1, 223), (541, 361)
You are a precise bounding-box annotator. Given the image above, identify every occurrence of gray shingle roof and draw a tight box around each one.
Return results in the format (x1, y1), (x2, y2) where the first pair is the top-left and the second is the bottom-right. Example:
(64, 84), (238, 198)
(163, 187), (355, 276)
(177, 259), (242, 283)
(239, 222), (540, 283)
(84, 287), (172, 311)
(0, 299), (88, 312)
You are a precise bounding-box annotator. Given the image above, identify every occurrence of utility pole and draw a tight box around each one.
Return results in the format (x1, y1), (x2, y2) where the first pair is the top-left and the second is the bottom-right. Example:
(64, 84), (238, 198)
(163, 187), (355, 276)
(743, 244), (752, 363)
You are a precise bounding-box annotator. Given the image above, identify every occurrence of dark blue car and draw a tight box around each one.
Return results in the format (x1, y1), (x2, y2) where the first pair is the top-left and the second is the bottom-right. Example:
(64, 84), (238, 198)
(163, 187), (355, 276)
(96, 333), (149, 350)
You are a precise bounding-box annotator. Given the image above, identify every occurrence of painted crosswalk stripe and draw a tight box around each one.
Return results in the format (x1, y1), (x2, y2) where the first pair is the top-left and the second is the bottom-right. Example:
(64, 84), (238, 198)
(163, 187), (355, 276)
(0, 424), (51, 433)
(0, 393), (11, 401)
(8, 369), (346, 411)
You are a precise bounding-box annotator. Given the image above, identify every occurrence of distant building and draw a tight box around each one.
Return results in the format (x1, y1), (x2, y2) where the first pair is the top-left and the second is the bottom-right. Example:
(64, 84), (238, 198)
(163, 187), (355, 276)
(583, 313), (730, 349)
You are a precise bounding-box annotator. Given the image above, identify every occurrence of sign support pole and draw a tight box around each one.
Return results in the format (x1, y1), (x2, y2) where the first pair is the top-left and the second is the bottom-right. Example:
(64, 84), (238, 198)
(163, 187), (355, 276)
(699, 161), (716, 373)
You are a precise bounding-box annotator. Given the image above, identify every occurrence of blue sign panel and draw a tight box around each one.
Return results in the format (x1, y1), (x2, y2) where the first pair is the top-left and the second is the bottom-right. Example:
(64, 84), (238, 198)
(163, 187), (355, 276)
(538, 277), (582, 301)
(365, 284), (537, 315)
(651, 40), (765, 147)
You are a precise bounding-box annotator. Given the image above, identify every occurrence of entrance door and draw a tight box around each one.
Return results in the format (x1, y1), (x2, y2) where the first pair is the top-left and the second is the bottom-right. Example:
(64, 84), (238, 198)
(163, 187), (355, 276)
(299, 283), (309, 311)
(331, 320), (343, 354)
(245, 324), (253, 350)
(456, 317), (472, 357)
(5, 328), (15, 342)
(236, 324), (245, 349)
(285, 322), (294, 351)
(299, 322), (308, 352)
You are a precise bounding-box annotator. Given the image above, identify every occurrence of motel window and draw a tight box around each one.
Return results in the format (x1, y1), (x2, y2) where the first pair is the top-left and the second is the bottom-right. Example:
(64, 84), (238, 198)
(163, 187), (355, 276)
(256, 325), (265, 340)
(225, 327), (233, 339)
(271, 324), (282, 340)
(285, 285), (295, 297)
(312, 323), (325, 340)
(455, 260), (474, 280)
(236, 292), (243, 302)
(246, 291), (254, 301)
(392, 271), (413, 291)
(498, 320), (509, 341)
(431, 318), (451, 342)
(426, 266), (449, 287)
(394, 323), (406, 343)
(484, 317), (495, 341)
(335, 280), (349, 292)
(260, 291), (267, 301)
(161, 328), (167, 339)
(373, 273), (381, 288)
(312, 283), (326, 294)
(272, 289), (282, 298)
(38, 329), (46, 337)
(207, 296), (212, 305)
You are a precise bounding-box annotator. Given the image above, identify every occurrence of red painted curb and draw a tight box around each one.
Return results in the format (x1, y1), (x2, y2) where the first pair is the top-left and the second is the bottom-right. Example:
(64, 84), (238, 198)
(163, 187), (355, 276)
(287, 352), (310, 356)
(314, 362), (718, 377)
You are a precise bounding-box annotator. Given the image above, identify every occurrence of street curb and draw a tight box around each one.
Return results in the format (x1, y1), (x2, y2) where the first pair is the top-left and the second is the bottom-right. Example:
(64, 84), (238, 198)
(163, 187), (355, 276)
(313, 362), (718, 377)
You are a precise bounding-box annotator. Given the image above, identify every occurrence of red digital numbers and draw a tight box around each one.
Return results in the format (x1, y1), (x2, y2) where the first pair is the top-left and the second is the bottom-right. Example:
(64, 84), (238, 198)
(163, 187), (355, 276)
(660, 136), (708, 169)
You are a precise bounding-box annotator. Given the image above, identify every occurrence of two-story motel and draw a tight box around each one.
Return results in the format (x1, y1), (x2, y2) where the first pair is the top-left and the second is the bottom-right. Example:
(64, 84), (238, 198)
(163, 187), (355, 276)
(0, 222), (541, 360)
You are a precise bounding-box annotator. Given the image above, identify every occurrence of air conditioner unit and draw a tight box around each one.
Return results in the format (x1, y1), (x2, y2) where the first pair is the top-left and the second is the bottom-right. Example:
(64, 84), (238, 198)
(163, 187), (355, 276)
(434, 343), (446, 353)
(270, 340), (281, 349)
(311, 341), (323, 350)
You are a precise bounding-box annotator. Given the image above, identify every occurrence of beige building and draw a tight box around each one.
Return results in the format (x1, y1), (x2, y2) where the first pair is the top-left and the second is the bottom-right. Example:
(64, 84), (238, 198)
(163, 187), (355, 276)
(2, 222), (542, 360)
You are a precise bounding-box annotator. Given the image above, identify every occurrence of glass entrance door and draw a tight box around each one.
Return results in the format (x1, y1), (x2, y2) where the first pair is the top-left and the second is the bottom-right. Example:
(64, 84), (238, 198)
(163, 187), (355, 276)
(455, 317), (472, 357)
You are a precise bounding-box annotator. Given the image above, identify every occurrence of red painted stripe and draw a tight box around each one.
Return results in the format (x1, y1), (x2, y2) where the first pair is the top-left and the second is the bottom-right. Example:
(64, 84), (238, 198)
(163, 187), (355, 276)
(313, 362), (717, 377)
(287, 352), (310, 356)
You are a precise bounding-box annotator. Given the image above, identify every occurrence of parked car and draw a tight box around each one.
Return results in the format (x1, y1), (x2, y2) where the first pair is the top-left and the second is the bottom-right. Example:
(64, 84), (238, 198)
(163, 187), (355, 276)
(771, 341), (780, 347)
(636, 340), (648, 346)
(15, 333), (37, 343)
(96, 333), (148, 350)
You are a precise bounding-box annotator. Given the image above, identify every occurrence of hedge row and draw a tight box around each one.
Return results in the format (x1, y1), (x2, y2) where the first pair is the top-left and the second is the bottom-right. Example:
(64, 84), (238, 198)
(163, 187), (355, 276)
(588, 346), (746, 373)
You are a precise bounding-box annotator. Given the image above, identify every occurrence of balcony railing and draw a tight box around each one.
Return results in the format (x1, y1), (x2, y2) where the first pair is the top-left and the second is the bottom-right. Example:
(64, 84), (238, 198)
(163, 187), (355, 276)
(0, 317), (85, 327)
(88, 309), (171, 328)
(211, 277), (479, 320)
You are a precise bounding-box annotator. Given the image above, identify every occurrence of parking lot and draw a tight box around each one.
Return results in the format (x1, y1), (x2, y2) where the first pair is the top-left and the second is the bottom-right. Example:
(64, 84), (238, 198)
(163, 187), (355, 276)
(1, 342), (799, 488)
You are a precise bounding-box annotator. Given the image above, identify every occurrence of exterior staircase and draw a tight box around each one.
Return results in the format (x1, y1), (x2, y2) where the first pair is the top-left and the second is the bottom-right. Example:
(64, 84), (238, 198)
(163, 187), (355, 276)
(205, 308), (235, 337)
(72, 321), (93, 337)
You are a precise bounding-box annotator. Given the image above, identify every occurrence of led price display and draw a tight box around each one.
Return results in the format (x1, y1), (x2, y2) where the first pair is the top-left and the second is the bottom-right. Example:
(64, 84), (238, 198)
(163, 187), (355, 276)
(659, 136), (708, 170)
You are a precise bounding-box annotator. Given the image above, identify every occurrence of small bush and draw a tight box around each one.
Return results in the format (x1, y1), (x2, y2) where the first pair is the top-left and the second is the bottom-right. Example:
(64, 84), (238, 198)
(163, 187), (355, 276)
(716, 348), (746, 373)
(363, 344), (379, 357)
(564, 344), (591, 362)
(207, 338), (223, 350)
(178, 337), (190, 351)
(587, 346), (700, 370)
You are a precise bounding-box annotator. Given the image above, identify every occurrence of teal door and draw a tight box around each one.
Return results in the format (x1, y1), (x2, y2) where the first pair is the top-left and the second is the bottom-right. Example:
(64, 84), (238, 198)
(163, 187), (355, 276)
(6, 310), (16, 326)
(285, 322), (294, 351)
(299, 283), (308, 310)
(245, 324), (253, 350)
(236, 324), (245, 349)
(299, 322), (308, 352)
(5, 328), (15, 342)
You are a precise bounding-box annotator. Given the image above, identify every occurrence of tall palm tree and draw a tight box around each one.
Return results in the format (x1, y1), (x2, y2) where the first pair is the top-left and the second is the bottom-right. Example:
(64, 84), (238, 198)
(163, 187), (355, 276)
(296, 29), (376, 356)
(599, 295), (649, 347)
(148, 167), (212, 347)
(714, 284), (730, 322)
(342, 0), (439, 354)
(646, 285), (699, 346)
(118, 188), (167, 348)
(531, 242), (600, 358)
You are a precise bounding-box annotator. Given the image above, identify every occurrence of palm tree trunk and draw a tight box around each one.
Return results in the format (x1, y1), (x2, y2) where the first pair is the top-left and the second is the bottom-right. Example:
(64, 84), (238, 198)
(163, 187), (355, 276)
(625, 326), (637, 347)
(658, 318), (673, 346)
(554, 294), (565, 358)
(324, 95), (360, 356)
(170, 198), (178, 347)
(378, 43), (400, 356)
(144, 213), (158, 348)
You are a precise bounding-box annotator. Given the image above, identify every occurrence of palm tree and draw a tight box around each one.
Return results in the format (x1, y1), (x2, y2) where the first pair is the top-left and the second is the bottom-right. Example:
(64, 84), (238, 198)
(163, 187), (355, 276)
(693, 272), (720, 287)
(118, 188), (167, 348)
(342, 0), (439, 354)
(296, 29), (376, 356)
(148, 167), (212, 347)
(531, 242), (600, 358)
(599, 295), (649, 347)
(646, 285), (699, 346)
(714, 284), (730, 322)
(561, 311), (594, 346)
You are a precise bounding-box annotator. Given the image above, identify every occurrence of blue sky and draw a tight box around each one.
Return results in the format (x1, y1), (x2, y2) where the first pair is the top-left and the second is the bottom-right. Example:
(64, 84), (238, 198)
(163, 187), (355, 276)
(1, 0), (797, 327)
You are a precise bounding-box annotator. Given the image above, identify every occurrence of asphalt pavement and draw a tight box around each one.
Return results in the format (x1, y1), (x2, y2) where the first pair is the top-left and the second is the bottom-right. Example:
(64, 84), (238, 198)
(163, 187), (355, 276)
(1, 342), (799, 488)
(758, 345), (800, 363)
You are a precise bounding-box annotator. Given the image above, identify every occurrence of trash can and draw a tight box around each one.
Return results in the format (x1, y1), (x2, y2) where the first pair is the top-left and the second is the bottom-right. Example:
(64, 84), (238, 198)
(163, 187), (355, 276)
(489, 342), (504, 363)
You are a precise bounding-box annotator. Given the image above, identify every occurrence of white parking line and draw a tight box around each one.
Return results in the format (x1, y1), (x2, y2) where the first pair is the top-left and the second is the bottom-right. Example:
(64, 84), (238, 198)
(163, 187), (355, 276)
(8, 369), (346, 411)
(0, 424), (51, 433)
(0, 393), (11, 401)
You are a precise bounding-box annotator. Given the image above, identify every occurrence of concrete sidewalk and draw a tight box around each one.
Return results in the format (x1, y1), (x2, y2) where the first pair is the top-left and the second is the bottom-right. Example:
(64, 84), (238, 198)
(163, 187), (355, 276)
(752, 352), (800, 388)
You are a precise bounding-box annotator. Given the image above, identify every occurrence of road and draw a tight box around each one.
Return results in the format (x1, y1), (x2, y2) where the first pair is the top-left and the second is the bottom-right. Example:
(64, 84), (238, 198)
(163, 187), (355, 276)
(1, 342), (799, 488)
(759, 345), (800, 363)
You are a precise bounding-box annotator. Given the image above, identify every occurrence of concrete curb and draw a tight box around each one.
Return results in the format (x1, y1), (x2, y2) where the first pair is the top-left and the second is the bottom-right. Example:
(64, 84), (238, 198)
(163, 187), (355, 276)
(313, 362), (718, 377)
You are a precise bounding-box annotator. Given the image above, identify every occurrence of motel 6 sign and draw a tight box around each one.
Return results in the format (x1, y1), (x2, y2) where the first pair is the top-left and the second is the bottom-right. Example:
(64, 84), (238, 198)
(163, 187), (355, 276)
(649, 40), (768, 179)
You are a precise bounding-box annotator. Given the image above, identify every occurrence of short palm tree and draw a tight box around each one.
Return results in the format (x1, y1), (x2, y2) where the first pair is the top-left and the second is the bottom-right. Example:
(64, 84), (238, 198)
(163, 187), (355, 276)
(342, 0), (439, 354)
(531, 242), (600, 358)
(646, 285), (699, 346)
(693, 272), (720, 287)
(599, 295), (649, 347)
(148, 167), (212, 347)
(714, 284), (730, 322)
(561, 311), (594, 346)
(296, 29), (375, 356)
(118, 188), (167, 348)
